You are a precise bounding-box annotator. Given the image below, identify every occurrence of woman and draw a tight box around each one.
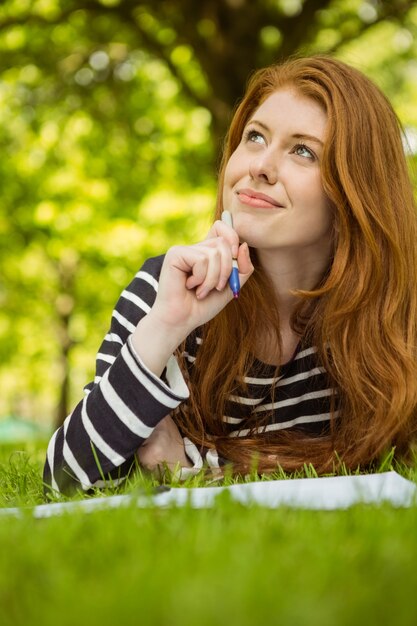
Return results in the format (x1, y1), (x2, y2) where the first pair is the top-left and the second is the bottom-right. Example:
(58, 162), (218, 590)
(44, 56), (417, 494)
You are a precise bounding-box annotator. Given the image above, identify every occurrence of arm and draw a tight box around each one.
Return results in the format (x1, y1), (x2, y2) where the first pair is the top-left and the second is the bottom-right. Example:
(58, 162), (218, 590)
(43, 256), (190, 495)
(44, 225), (253, 494)
(136, 414), (192, 477)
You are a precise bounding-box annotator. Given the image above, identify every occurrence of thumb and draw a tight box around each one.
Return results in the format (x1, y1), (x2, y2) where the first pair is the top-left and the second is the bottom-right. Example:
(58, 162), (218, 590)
(237, 242), (254, 287)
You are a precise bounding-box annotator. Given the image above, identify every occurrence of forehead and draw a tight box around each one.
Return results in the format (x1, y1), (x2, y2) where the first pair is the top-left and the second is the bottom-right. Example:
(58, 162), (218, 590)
(249, 89), (327, 138)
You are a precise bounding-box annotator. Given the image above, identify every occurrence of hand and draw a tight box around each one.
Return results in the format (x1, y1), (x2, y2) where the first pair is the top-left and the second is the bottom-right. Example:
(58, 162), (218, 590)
(149, 220), (254, 339)
(131, 220), (254, 377)
(136, 415), (192, 476)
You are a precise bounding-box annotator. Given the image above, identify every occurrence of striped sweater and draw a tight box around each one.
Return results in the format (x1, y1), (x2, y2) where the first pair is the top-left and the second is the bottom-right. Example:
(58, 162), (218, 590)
(43, 255), (337, 494)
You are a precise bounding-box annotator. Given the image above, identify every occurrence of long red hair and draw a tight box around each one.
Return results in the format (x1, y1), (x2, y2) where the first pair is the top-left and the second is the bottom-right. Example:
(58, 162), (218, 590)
(174, 56), (417, 474)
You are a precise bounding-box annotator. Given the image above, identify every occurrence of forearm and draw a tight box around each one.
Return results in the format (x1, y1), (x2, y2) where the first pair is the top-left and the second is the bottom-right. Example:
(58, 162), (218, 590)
(44, 338), (189, 495)
(130, 310), (188, 379)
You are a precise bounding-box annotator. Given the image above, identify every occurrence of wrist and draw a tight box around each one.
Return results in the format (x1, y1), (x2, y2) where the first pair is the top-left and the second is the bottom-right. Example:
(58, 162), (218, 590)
(131, 310), (187, 378)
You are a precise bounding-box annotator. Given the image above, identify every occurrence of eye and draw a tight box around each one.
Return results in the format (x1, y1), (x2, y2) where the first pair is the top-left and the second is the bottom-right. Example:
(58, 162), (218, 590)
(243, 129), (266, 145)
(292, 143), (316, 161)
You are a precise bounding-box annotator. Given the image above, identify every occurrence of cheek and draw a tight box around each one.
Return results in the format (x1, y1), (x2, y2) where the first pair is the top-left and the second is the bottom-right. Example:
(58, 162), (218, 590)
(293, 177), (332, 229)
(295, 174), (327, 209)
(222, 156), (240, 204)
(223, 156), (237, 187)
(223, 147), (248, 185)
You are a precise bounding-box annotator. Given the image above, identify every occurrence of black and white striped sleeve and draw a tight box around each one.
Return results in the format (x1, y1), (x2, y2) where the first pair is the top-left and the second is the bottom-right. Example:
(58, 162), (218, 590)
(43, 256), (189, 495)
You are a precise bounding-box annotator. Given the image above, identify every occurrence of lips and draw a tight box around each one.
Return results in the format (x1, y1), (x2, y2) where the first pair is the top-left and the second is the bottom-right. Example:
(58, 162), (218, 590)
(236, 188), (283, 209)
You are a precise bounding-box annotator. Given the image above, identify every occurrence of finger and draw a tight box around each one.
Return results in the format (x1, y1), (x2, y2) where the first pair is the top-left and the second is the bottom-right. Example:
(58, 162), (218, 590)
(205, 219), (239, 258)
(195, 237), (234, 291)
(237, 243), (255, 287)
(195, 242), (253, 301)
(183, 241), (231, 296)
(185, 255), (209, 290)
(165, 246), (209, 290)
(192, 241), (253, 299)
(194, 246), (223, 299)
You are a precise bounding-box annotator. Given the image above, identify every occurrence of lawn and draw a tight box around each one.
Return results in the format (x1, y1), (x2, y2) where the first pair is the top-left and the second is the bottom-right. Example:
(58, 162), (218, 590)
(1, 443), (416, 626)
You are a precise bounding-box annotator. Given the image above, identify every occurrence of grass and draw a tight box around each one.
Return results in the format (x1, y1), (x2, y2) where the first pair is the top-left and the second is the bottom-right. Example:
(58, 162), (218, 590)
(1, 442), (417, 626)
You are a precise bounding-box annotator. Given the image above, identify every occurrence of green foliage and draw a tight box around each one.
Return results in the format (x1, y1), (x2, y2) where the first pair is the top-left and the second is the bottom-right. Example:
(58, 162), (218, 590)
(0, 4), (216, 422)
(0, 0), (416, 426)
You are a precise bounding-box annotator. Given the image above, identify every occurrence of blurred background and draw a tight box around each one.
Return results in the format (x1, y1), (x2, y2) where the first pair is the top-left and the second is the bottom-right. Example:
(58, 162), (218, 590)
(0, 0), (416, 439)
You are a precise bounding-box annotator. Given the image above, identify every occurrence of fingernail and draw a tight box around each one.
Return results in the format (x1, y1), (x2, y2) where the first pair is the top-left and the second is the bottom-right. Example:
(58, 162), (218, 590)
(232, 244), (239, 258)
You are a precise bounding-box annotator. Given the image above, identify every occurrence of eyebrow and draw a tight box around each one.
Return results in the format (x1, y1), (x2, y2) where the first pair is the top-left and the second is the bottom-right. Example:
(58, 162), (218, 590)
(292, 133), (324, 146)
(247, 119), (324, 146)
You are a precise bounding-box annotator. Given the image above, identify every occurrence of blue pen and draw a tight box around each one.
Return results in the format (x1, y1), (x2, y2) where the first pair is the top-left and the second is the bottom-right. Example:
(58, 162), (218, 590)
(221, 210), (240, 299)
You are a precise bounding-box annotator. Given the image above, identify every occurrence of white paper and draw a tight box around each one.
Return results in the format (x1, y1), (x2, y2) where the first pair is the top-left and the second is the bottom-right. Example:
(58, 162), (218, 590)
(151, 471), (417, 510)
(1, 472), (415, 519)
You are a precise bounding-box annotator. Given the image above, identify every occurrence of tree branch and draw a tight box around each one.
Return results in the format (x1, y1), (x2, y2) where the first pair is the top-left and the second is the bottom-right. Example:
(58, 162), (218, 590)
(323, 0), (416, 55)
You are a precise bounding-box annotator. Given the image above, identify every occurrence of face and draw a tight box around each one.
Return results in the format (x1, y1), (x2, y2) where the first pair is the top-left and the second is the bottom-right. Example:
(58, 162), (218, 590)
(222, 89), (332, 260)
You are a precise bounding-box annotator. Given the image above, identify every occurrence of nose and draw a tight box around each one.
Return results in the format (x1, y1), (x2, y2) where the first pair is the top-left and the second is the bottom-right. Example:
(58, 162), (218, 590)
(249, 150), (278, 185)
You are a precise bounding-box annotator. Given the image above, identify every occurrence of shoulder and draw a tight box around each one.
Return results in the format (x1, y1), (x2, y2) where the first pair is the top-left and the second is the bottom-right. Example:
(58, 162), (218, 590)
(125, 254), (165, 297)
(138, 254), (165, 281)
(111, 255), (165, 327)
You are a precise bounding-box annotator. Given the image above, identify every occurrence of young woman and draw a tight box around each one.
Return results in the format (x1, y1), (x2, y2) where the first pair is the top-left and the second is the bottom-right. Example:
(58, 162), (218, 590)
(44, 56), (417, 494)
